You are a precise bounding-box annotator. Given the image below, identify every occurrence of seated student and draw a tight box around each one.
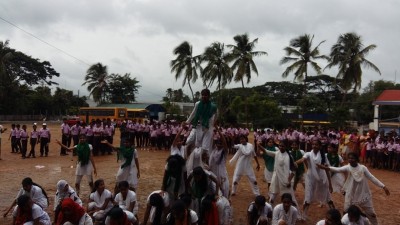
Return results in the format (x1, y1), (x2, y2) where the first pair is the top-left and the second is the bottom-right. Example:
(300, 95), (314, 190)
(316, 208), (343, 225)
(215, 195), (233, 225)
(199, 195), (219, 225)
(54, 180), (82, 224)
(341, 205), (370, 225)
(187, 166), (219, 216)
(13, 195), (51, 225)
(162, 155), (187, 201)
(272, 193), (298, 225)
(247, 195), (273, 225)
(87, 179), (114, 223)
(142, 191), (170, 225)
(113, 181), (138, 224)
(57, 198), (93, 225)
(165, 200), (198, 225)
(3, 177), (49, 218)
(105, 206), (133, 225)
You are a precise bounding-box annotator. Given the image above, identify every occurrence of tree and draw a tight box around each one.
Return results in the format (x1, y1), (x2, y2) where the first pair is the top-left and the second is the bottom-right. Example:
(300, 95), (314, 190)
(201, 42), (233, 90)
(106, 73), (140, 103)
(325, 32), (381, 94)
(0, 40), (60, 86)
(82, 63), (109, 105)
(170, 41), (202, 103)
(227, 33), (267, 126)
(227, 34), (267, 88)
(280, 34), (328, 84)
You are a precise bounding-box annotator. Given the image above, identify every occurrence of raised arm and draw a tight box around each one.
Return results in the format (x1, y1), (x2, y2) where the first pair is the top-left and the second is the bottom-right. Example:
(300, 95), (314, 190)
(171, 127), (184, 148)
(257, 142), (276, 157)
(364, 167), (390, 195)
(55, 139), (75, 151)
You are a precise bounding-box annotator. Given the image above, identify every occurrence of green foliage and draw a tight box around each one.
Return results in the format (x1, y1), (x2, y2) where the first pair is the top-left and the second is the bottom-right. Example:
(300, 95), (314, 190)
(162, 88), (191, 102)
(329, 106), (350, 129)
(326, 32), (381, 93)
(170, 41), (202, 102)
(0, 40), (59, 86)
(106, 73), (140, 103)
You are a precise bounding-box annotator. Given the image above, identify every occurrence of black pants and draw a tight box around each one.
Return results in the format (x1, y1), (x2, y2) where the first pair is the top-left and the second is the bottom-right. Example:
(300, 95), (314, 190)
(61, 134), (69, 154)
(28, 138), (37, 157)
(21, 139), (28, 157)
(40, 138), (49, 156)
(11, 136), (17, 152)
(93, 136), (102, 156)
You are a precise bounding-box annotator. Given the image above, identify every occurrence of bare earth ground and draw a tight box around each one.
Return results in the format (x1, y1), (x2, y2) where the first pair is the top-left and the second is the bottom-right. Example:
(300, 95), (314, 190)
(0, 122), (399, 225)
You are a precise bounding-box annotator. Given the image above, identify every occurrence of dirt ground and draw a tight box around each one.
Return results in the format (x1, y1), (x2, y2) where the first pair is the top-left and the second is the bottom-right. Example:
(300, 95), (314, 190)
(0, 122), (399, 225)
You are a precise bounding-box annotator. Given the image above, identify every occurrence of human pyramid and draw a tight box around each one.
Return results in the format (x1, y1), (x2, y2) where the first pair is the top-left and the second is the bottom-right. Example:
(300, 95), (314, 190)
(2, 89), (391, 225)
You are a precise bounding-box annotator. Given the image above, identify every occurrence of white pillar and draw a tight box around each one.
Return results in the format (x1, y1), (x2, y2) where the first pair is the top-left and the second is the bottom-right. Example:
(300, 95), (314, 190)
(373, 105), (379, 131)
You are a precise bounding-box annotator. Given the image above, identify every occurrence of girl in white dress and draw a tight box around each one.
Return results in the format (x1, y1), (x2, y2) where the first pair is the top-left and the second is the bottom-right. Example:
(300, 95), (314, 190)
(272, 193), (298, 225)
(142, 191), (170, 225)
(341, 205), (370, 225)
(230, 135), (261, 196)
(257, 142), (298, 207)
(4, 177), (49, 218)
(318, 152), (390, 225)
(113, 181), (139, 224)
(209, 129), (230, 198)
(326, 144), (345, 194)
(13, 195), (51, 225)
(56, 134), (98, 195)
(315, 208), (342, 225)
(295, 140), (334, 220)
(88, 179), (114, 223)
(103, 139), (140, 193)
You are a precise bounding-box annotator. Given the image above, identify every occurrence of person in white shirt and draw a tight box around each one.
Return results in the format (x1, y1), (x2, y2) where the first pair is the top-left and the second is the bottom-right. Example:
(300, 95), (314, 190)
(316, 208), (342, 225)
(318, 152), (390, 225)
(272, 193), (298, 225)
(341, 205), (370, 225)
(13, 195), (51, 225)
(247, 195), (273, 225)
(56, 134), (98, 195)
(142, 190), (170, 225)
(3, 177), (49, 218)
(165, 200), (198, 225)
(88, 179), (114, 223)
(170, 127), (186, 159)
(184, 89), (217, 156)
(230, 135), (261, 196)
(114, 181), (138, 224)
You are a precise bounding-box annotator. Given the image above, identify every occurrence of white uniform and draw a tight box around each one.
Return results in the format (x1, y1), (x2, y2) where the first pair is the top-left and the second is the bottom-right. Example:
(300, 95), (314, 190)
(303, 151), (331, 204)
(75, 144), (94, 176)
(230, 143), (260, 196)
(272, 203), (298, 225)
(116, 148), (139, 189)
(19, 203), (51, 225)
(330, 164), (385, 225)
(209, 147), (229, 198)
(146, 191), (170, 223)
(186, 101), (216, 153)
(88, 189), (113, 221)
(114, 190), (138, 223)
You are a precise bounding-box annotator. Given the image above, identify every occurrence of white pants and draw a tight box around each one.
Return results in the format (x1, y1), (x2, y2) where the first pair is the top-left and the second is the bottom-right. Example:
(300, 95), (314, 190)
(88, 202), (107, 221)
(232, 174), (260, 196)
(186, 126), (213, 152)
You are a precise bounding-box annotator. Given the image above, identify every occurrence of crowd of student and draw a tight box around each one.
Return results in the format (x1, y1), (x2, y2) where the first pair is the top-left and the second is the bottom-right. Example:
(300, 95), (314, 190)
(2, 122), (393, 225)
(0, 87), (394, 224)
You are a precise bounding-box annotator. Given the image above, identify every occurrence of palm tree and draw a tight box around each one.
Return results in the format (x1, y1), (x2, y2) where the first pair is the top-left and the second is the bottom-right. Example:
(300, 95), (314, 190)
(326, 32), (381, 94)
(280, 34), (328, 91)
(82, 63), (109, 105)
(170, 41), (202, 103)
(227, 34), (267, 126)
(227, 34), (267, 88)
(202, 42), (233, 91)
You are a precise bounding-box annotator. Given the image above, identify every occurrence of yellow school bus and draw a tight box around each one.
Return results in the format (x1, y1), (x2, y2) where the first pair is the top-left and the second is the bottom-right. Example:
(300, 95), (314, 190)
(79, 107), (127, 123)
(126, 109), (149, 124)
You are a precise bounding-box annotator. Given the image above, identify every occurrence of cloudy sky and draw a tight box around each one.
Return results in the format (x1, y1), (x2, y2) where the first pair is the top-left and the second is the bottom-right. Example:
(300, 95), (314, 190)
(1, 0), (399, 102)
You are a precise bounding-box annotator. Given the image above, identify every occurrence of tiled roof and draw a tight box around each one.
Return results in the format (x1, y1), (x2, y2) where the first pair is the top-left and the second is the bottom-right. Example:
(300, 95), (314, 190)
(373, 90), (400, 105)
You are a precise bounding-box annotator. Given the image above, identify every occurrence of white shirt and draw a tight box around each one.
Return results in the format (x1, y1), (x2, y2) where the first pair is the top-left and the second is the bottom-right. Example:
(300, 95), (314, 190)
(16, 185), (48, 209)
(89, 189), (113, 212)
(272, 203), (297, 225)
(114, 190), (138, 215)
(341, 213), (370, 225)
